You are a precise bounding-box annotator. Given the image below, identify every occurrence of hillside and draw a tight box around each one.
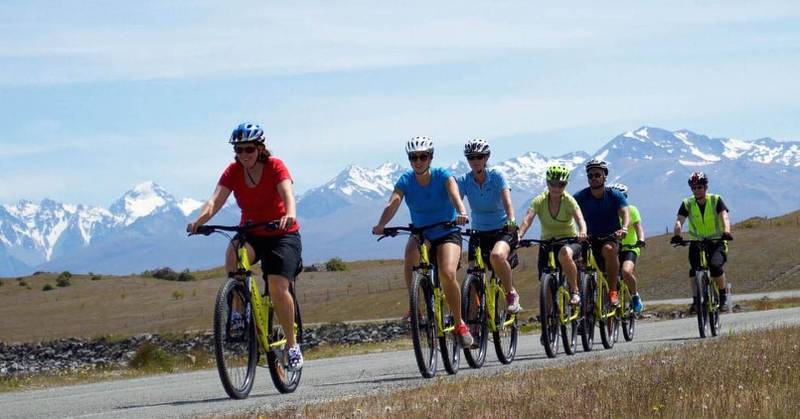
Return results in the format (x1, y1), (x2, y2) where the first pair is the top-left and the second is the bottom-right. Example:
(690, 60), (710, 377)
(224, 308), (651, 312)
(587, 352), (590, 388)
(1, 210), (798, 343)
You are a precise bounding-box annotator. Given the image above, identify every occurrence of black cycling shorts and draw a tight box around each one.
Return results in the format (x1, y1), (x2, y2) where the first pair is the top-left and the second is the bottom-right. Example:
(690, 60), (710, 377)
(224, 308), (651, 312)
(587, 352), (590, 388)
(467, 229), (519, 270)
(538, 242), (582, 279)
(689, 241), (727, 278)
(584, 238), (619, 274)
(619, 250), (638, 265)
(245, 232), (303, 281)
(428, 230), (463, 251)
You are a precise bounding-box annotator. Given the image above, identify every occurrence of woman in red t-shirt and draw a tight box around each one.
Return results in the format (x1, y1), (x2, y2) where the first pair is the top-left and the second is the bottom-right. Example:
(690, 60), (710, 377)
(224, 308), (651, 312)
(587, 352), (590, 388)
(187, 122), (304, 371)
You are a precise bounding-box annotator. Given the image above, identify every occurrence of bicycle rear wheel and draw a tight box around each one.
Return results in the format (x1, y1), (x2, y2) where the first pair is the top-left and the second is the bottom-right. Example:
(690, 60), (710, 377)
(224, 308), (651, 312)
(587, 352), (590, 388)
(266, 290), (303, 393)
(539, 273), (560, 358)
(579, 272), (596, 352)
(461, 274), (487, 368)
(621, 285), (635, 342)
(213, 278), (257, 399)
(492, 286), (518, 364)
(409, 273), (438, 378)
(695, 273), (709, 338)
(598, 280), (617, 349)
(559, 282), (578, 355)
(709, 282), (721, 337)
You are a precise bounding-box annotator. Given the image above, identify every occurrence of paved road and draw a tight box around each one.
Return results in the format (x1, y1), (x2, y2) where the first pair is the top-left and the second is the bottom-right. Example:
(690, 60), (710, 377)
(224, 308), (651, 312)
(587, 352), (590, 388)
(3, 307), (800, 418)
(648, 289), (800, 306)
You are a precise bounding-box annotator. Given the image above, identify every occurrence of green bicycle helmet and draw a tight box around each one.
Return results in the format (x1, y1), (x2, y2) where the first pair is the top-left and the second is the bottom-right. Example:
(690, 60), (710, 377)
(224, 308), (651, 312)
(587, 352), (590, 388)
(545, 165), (571, 183)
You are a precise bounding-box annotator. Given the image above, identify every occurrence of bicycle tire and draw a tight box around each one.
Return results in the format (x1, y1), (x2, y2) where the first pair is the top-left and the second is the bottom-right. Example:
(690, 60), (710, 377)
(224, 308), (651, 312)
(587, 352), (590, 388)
(439, 294), (461, 375)
(213, 278), (257, 399)
(266, 288), (303, 393)
(539, 273), (560, 358)
(492, 287), (518, 364)
(461, 274), (487, 368)
(559, 279), (578, 355)
(579, 272), (596, 352)
(409, 272), (438, 378)
(695, 272), (709, 338)
(709, 281), (721, 337)
(621, 285), (635, 342)
(598, 280), (617, 349)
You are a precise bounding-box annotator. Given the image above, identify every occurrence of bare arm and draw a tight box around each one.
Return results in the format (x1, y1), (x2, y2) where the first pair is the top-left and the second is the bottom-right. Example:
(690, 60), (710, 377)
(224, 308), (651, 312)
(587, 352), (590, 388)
(720, 209), (731, 234)
(617, 206), (630, 238)
(518, 207), (536, 239)
(673, 214), (687, 237)
(501, 188), (515, 223)
(276, 179), (297, 230)
(187, 185), (232, 233)
(573, 206), (588, 240)
(446, 177), (469, 225)
(372, 189), (404, 235)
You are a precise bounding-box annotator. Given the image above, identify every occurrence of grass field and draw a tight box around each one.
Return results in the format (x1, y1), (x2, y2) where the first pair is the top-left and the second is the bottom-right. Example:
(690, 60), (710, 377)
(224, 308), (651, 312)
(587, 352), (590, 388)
(268, 325), (800, 418)
(1, 211), (798, 343)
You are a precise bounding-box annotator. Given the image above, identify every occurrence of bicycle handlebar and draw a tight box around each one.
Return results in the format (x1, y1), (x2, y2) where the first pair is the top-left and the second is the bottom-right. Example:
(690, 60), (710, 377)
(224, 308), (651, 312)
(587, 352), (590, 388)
(518, 237), (579, 248)
(190, 221), (281, 236)
(377, 221), (457, 241)
(672, 238), (726, 248)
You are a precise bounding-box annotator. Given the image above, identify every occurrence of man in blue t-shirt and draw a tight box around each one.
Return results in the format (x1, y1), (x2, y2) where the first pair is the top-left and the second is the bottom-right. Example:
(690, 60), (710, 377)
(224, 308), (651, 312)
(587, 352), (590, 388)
(456, 139), (521, 313)
(372, 136), (473, 347)
(573, 159), (629, 305)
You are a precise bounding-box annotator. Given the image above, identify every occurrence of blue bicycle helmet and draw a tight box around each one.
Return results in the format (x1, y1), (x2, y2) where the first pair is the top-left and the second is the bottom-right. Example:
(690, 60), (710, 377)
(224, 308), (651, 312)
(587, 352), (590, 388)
(229, 122), (266, 144)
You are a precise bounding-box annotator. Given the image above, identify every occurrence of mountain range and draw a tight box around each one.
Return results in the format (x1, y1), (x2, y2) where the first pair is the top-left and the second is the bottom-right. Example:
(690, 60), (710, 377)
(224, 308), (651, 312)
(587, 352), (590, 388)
(1, 126), (798, 277)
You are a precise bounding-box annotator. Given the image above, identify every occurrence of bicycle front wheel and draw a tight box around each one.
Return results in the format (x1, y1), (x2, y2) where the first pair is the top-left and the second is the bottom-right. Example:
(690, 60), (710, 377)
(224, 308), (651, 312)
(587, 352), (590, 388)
(539, 273), (559, 358)
(695, 272), (709, 338)
(492, 286), (518, 364)
(709, 281), (721, 337)
(266, 291), (303, 393)
(598, 281), (617, 349)
(579, 272), (596, 352)
(213, 278), (258, 399)
(621, 285), (635, 342)
(461, 274), (487, 368)
(439, 292), (461, 375)
(559, 283), (578, 355)
(409, 273), (437, 378)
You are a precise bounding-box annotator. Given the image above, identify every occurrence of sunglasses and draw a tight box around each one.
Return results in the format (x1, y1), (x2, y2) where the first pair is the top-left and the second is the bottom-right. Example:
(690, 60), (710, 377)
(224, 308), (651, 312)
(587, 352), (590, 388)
(466, 155), (485, 161)
(587, 172), (604, 179)
(234, 145), (258, 154)
(691, 185), (706, 190)
(548, 181), (567, 188)
(408, 153), (431, 162)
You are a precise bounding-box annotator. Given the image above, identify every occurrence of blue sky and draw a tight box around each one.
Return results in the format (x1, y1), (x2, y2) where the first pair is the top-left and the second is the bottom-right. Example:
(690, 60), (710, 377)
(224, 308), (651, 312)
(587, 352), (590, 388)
(1, 1), (799, 206)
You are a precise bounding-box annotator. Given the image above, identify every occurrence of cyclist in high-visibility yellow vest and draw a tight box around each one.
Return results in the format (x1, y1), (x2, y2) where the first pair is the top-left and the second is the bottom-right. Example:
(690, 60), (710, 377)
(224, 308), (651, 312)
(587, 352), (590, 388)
(671, 171), (733, 309)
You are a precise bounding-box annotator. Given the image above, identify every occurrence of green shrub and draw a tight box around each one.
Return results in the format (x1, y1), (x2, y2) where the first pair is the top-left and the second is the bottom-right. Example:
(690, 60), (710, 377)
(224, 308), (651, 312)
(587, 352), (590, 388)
(42, 283), (55, 291)
(0, 279), (3, 287)
(56, 273), (71, 287)
(325, 257), (347, 272)
(18, 280), (28, 287)
(91, 275), (103, 281)
(177, 269), (195, 282)
(128, 342), (175, 372)
(172, 289), (186, 300)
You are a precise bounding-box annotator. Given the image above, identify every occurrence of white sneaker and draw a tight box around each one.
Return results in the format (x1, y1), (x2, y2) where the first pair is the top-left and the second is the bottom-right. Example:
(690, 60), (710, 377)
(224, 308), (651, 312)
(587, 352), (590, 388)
(506, 290), (522, 313)
(287, 344), (303, 371)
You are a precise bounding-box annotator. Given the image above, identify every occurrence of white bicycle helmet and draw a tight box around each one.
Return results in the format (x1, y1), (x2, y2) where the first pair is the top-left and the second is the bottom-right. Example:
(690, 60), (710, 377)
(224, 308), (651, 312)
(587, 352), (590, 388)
(406, 136), (434, 155)
(608, 183), (628, 198)
(464, 138), (490, 156)
(584, 159), (609, 175)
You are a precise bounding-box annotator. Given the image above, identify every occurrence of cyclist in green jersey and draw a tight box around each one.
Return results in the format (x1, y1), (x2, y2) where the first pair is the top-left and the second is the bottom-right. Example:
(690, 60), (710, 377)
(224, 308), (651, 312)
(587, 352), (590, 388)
(608, 183), (646, 313)
(518, 165), (588, 305)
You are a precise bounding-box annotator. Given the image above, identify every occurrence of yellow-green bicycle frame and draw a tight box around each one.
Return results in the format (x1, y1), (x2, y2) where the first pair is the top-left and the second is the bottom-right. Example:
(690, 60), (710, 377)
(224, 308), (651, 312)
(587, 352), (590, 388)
(471, 245), (517, 332)
(416, 242), (456, 337)
(586, 247), (620, 322)
(541, 248), (581, 325)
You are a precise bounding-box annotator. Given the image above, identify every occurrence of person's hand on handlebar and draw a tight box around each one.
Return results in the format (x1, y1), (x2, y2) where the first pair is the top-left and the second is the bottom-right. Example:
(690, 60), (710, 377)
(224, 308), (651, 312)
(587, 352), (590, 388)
(372, 224), (385, 235)
(670, 235), (683, 245)
(279, 214), (296, 230)
(455, 213), (469, 225)
(721, 232), (733, 241)
(636, 240), (646, 248)
(186, 222), (202, 234)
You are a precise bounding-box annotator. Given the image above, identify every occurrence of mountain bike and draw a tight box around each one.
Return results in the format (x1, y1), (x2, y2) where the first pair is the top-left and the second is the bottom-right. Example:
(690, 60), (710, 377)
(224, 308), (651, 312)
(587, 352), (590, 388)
(191, 222), (303, 398)
(378, 222), (461, 378)
(581, 234), (620, 351)
(520, 237), (582, 358)
(618, 242), (644, 342)
(460, 229), (519, 367)
(673, 238), (725, 338)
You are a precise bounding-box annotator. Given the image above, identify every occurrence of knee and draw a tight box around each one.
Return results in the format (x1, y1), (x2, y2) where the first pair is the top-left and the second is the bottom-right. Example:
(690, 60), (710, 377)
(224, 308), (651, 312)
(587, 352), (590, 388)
(490, 250), (506, 264)
(622, 268), (634, 280)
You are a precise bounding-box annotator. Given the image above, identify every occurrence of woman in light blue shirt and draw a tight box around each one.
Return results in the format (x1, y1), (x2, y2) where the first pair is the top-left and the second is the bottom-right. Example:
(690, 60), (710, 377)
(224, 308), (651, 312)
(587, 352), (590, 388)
(372, 136), (473, 346)
(456, 139), (521, 313)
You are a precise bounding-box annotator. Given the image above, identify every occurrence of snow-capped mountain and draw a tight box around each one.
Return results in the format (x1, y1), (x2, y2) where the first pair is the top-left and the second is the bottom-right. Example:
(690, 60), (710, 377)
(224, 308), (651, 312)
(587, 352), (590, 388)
(1, 126), (798, 276)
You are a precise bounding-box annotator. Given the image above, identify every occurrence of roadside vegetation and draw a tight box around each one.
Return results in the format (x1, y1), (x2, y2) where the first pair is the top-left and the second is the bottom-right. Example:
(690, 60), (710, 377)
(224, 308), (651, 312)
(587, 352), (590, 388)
(271, 325), (800, 418)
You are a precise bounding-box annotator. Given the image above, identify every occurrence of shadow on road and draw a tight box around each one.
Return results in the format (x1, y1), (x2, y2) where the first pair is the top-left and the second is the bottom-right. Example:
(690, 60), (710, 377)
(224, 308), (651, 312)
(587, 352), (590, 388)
(114, 393), (270, 411)
(316, 373), (423, 387)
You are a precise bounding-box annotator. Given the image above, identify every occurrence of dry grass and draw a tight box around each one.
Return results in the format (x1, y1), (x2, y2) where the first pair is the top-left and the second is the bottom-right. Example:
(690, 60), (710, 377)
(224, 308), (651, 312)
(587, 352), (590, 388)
(0, 212), (798, 343)
(270, 325), (800, 418)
